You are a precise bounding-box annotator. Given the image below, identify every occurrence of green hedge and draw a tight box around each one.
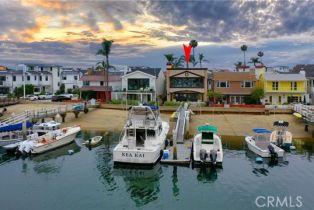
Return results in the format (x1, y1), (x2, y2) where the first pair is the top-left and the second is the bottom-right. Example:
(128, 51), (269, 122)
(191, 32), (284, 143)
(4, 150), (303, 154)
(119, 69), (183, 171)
(163, 101), (181, 106)
(109, 100), (139, 105)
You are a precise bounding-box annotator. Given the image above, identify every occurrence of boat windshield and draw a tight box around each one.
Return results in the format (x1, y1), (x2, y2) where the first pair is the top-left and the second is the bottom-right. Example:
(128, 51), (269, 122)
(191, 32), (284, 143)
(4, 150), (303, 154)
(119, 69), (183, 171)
(202, 132), (214, 144)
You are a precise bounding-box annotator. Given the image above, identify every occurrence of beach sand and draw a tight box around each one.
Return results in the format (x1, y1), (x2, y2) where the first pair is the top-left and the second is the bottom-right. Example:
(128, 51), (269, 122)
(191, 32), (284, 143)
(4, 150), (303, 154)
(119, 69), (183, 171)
(2, 103), (311, 138)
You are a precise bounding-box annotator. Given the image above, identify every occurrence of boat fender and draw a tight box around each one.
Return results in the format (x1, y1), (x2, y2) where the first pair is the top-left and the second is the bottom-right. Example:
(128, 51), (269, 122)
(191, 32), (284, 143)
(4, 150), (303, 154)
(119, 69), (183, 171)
(68, 150), (74, 155)
(290, 145), (296, 150)
(209, 149), (217, 164)
(200, 149), (207, 162)
(256, 157), (263, 163)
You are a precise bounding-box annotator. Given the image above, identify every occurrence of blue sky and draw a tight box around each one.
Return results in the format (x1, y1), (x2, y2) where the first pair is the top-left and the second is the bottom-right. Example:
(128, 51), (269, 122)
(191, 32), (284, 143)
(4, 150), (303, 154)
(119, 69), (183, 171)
(1, 0), (314, 70)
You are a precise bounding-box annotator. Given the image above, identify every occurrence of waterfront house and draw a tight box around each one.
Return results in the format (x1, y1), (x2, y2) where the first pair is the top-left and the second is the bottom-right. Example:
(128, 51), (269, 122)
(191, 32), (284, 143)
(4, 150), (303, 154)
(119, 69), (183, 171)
(212, 70), (257, 104)
(115, 67), (164, 103)
(166, 67), (208, 102)
(80, 70), (112, 102)
(292, 64), (314, 104)
(259, 71), (307, 104)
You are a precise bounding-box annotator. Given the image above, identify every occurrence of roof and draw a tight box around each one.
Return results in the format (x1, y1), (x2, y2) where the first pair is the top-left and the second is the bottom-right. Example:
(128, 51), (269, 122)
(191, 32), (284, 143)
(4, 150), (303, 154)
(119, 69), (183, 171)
(264, 72), (306, 81)
(80, 74), (105, 82)
(128, 67), (161, 77)
(23, 63), (62, 68)
(213, 70), (256, 81)
(292, 64), (314, 77)
(80, 86), (112, 91)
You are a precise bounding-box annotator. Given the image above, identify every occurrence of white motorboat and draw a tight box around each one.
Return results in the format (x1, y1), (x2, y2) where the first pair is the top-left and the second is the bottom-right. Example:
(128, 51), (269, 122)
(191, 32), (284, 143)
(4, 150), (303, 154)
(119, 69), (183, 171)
(270, 121), (293, 150)
(192, 124), (223, 165)
(18, 125), (81, 154)
(113, 105), (169, 165)
(83, 136), (103, 146)
(1, 121), (62, 151)
(245, 128), (284, 158)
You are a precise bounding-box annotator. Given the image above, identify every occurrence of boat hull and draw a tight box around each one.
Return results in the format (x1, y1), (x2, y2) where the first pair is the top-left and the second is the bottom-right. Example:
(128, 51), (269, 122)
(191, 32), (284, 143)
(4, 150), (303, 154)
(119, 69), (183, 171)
(32, 127), (81, 154)
(192, 133), (223, 165)
(0, 138), (22, 147)
(245, 136), (284, 158)
(113, 121), (169, 165)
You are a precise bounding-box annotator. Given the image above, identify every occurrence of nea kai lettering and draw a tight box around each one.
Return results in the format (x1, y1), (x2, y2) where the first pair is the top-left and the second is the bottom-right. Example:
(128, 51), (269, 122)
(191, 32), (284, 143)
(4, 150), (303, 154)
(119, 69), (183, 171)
(121, 152), (145, 158)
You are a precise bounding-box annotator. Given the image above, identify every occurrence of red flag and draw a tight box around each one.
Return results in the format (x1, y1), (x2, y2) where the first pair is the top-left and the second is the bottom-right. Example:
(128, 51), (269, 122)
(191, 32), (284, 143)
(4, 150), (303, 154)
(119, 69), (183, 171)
(183, 44), (192, 65)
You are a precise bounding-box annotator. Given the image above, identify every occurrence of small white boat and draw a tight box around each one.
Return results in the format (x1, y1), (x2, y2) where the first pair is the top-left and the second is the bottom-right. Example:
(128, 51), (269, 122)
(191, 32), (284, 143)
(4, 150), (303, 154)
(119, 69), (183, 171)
(270, 121), (293, 150)
(113, 105), (169, 165)
(245, 128), (284, 158)
(192, 124), (223, 165)
(83, 136), (103, 146)
(18, 125), (81, 154)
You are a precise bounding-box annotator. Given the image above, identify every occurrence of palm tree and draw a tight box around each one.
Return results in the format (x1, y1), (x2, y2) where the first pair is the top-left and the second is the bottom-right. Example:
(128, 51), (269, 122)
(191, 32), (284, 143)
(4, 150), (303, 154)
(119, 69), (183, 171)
(189, 40), (198, 58)
(240, 45), (248, 66)
(96, 38), (114, 87)
(164, 54), (175, 64)
(198, 53), (209, 68)
(249, 57), (260, 67)
(173, 56), (185, 68)
(257, 51), (264, 64)
(190, 55), (198, 67)
(234, 61), (243, 71)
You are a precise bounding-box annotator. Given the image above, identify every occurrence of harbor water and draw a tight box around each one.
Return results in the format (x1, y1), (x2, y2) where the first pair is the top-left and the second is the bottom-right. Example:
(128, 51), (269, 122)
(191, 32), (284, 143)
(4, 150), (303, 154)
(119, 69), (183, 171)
(0, 131), (314, 210)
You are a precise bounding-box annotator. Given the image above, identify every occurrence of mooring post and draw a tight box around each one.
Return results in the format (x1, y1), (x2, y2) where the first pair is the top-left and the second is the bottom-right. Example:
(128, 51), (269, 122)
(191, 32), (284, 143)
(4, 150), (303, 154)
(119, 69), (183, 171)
(41, 118), (45, 123)
(74, 111), (79, 118)
(60, 113), (66, 122)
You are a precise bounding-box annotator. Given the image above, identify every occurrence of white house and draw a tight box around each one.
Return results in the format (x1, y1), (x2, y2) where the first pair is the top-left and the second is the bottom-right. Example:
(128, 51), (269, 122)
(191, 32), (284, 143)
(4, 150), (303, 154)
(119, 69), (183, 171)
(112, 67), (164, 103)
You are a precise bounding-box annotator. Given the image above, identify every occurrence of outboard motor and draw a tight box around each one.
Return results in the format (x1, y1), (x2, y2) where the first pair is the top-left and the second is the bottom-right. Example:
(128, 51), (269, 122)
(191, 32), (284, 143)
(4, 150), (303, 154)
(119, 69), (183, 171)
(200, 149), (207, 162)
(268, 144), (278, 159)
(277, 135), (283, 147)
(209, 149), (218, 165)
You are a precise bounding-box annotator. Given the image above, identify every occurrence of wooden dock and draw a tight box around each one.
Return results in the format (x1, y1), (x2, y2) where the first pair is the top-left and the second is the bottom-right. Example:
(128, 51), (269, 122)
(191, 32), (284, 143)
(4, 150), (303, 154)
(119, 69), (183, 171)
(161, 141), (192, 165)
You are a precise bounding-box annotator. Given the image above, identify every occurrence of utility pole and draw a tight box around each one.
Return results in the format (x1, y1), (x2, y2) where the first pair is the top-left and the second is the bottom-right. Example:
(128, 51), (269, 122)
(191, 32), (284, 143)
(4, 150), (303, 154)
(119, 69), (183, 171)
(23, 65), (26, 98)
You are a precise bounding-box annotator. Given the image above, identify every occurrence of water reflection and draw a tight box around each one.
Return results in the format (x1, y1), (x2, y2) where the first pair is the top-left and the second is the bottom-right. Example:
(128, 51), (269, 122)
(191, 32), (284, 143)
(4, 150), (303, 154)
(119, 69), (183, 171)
(245, 150), (289, 177)
(172, 166), (179, 197)
(294, 139), (314, 161)
(195, 166), (221, 183)
(113, 164), (163, 207)
(95, 132), (118, 192)
(30, 142), (81, 174)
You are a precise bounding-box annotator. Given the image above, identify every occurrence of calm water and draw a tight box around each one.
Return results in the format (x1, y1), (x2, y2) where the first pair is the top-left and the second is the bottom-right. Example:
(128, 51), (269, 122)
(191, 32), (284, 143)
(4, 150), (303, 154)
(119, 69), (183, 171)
(0, 131), (314, 210)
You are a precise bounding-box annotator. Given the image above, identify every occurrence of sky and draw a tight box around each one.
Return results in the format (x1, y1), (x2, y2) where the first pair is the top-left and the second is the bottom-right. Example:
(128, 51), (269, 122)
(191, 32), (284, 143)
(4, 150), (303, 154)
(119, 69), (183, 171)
(1, 0), (314, 70)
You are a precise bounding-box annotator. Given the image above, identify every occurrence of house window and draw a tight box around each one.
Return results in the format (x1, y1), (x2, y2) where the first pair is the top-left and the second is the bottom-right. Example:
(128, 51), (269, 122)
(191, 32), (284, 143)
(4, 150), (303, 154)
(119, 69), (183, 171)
(57, 70), (60, 77)
(39, 76), (42, 81)
(269, 96), (272, 103)
(34, 76), (37, 80)
(100, 81), (104, 86)
(45, 76), (48, 81)
(128, 78), (150, 90)
(279, 96), (282, 104)
(62, 76), (67, 80)
(74, 76), (78, 80)
(241, 81), (254, 88)
(58, 82), (60, 86)
(13, 76), (16, 81)
(27, 75), (30, 81)
(170, 77), (204, 88)
(291, 82), (297, 91)
(272, 82), (279, 90)
(83, 81), (90, 86)
(217, 81), (229, 88)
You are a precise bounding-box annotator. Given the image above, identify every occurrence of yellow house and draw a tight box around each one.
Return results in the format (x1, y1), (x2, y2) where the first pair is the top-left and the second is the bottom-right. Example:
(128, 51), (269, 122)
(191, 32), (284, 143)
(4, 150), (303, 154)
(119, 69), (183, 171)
(260, 71), (307, 104)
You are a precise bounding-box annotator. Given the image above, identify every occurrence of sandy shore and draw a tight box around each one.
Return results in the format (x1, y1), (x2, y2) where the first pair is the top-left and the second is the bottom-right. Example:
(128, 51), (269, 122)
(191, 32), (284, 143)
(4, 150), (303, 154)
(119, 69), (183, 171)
(2, 103), (311, 138)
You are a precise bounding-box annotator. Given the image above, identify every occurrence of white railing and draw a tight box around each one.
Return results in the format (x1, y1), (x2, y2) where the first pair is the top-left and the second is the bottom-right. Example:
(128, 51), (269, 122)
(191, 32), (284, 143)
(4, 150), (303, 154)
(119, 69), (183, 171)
(265, 105), (292, 109)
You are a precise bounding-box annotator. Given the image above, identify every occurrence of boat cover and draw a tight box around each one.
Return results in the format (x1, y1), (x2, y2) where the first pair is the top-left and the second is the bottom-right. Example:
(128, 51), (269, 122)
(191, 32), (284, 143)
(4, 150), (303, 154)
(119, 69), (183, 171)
(273, 121), (289, 127)
(197, 124), (218, 133)
(252, 128), (271, 133)
(0, 121), (33, 132)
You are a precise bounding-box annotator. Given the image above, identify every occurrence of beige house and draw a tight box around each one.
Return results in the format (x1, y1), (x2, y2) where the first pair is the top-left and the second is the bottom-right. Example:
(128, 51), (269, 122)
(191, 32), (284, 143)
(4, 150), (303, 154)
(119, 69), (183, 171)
(166, 67), (208, 102)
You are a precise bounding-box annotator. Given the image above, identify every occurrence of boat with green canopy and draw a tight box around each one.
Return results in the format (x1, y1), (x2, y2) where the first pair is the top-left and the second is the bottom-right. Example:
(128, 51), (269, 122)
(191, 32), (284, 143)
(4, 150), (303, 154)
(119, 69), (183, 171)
(192, 124), (223, 166)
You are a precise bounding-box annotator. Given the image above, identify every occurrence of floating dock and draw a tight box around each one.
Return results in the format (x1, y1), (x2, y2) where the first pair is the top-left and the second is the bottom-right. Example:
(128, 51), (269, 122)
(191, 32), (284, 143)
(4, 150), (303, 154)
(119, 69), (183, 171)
(161, 103), (192, 166)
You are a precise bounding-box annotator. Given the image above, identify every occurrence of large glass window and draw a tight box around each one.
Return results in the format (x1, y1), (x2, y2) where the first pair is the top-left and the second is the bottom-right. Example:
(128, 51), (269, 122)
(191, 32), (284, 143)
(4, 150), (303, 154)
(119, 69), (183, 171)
(217, 81), (229, 88)
(241, 81), (254, 88)
(170, 77), (204, 88)
(128, 78), (149, 90)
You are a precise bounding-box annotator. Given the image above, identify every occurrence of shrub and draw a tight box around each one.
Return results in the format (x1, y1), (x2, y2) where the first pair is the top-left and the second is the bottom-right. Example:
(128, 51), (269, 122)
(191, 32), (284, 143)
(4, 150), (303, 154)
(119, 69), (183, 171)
(163, 101), (181, 106)
(109, 100), (139, 105)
